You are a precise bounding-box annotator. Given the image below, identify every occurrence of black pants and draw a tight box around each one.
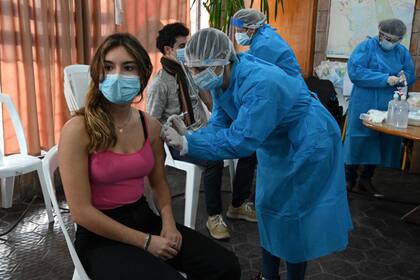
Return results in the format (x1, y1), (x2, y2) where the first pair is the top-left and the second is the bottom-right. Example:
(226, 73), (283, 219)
(345, 164), (376, 183)
(172, 149), (257, 215)
(261, 248), (307, 280)
(75, 198), (241, 280)
(231, 153), (257, 207)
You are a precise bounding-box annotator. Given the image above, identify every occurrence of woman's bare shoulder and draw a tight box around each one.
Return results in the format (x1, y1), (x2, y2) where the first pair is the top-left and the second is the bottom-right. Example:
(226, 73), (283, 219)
(60, 115), (89, 147)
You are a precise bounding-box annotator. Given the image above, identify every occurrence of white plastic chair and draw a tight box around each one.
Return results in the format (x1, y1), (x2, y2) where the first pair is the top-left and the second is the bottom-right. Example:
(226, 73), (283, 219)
(0, 93), (53, 222)
(42, 145), (90, 280)
(63, 64), (90, 114)
(200, 99), (238, 191)
(164, 143), (204, 229)
(164, 143), (236, 229)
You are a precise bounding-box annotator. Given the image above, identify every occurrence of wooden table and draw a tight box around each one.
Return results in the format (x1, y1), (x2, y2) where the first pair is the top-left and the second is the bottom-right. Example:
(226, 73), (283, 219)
(363, 120), (420, 224)
(362, 120), (420, 141)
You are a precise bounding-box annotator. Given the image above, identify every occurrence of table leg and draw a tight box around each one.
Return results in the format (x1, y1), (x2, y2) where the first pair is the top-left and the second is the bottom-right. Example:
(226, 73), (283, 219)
(410, 142), (420, 174)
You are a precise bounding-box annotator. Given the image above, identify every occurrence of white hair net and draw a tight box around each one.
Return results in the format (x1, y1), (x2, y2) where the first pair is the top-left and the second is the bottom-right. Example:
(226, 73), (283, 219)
(231, 8), (266, 29)
(378, 18), (407, 39)
(185, 28), (237, 67)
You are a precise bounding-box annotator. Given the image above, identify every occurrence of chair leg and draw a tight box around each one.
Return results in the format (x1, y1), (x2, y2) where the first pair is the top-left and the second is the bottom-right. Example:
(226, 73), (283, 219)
(1, 177), (15, 208)
(184, 167), (203, 229)
(72, 269), (81, 280)
(37, 167), (54, 223)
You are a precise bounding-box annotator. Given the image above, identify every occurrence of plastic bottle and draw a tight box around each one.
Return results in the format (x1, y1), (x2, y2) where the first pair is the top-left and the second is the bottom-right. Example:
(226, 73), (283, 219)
(386, 93), (399, 125)
(394, 94), (409, 129)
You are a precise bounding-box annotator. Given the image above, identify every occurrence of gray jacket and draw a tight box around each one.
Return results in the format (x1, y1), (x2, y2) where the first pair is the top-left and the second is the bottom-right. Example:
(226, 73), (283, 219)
(146, 65), (208, 131)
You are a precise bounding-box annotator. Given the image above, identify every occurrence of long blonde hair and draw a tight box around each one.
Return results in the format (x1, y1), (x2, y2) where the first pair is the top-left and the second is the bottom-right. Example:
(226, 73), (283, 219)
(79, 33), (153, 153)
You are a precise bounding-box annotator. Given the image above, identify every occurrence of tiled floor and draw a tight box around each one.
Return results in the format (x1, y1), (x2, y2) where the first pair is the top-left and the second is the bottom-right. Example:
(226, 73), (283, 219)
(1, 167), (420, 280)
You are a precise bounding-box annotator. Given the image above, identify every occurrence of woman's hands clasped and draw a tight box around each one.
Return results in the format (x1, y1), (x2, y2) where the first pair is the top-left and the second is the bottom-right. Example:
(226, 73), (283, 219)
(146, 224), (182, 261)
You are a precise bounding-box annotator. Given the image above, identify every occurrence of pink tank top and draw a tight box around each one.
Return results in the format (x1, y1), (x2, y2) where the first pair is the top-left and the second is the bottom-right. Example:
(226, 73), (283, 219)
(88, 112), (155, 210)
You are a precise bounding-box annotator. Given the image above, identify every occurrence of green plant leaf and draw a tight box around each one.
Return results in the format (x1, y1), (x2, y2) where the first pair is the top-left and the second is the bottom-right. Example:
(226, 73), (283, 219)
(203, 0), (283, 31)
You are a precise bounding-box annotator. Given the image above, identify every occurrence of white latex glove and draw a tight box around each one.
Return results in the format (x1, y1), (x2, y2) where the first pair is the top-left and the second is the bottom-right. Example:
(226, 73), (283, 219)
(162, 126), (188, 155)
(160, 123), (171, 139)
(398, 70), (407, 85)
(168, 115), (188, 136)
(387, 76), (400, 86)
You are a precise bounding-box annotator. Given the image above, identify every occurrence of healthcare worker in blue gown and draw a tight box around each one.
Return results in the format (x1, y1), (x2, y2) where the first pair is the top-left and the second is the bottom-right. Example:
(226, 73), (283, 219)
(231, 8), (304, 81)
(161, 28), (353, 280)
(344, 18), (415, 195)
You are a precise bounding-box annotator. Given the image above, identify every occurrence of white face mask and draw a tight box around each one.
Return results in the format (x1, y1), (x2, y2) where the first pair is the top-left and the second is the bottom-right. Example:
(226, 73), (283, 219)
(379, 39), (399, 51)
(99, 74), (141, 104)
(235, 32), (252, 46)
(192, 67), (224, 91)
(176, 48), (186, 63)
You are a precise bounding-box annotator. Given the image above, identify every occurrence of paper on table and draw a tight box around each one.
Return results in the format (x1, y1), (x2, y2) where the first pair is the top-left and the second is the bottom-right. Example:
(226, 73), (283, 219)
(360, 109), (387, 123)
(409, 111), (420, 127)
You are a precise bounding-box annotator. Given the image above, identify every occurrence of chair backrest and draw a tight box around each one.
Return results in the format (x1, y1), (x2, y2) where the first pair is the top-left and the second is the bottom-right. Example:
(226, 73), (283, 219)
(164, 143), (176, 167)
(63, 65), (90, 114)
(0, 93), (28, 155)
(42, 145), (90, 280)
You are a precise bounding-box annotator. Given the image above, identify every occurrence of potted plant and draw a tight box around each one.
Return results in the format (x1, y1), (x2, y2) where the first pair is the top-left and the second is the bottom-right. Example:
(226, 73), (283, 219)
(194, 0), (284, 32)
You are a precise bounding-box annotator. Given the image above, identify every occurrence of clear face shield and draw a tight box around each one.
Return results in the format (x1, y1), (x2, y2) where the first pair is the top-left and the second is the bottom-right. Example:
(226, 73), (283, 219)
(379, 31), (402, 43)
(231, 18), (262, 46)
(378, 31), (402, 50)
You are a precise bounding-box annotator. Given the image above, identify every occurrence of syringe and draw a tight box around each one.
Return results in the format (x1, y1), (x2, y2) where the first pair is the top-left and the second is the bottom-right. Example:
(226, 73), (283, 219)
(165, 112), (187, 126)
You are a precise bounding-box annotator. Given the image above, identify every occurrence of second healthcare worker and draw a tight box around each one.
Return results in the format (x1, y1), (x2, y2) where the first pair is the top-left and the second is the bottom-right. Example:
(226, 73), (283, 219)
(344, 18), (415, 195)
(162, 28), (353, 280)
(231, 8), (303, 80)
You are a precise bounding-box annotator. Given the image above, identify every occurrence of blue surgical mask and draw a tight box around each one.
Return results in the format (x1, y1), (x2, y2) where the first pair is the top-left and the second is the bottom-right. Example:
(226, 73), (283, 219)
(176, 48), (186, 63)
(235, 32), (252, 46)
(99, 74), (141, 104)
(192, 67), (224, 91)
(379, 39), (398, 51)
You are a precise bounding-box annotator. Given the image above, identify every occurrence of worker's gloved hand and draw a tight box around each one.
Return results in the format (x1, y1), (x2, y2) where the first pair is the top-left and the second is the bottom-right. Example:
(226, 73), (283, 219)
(387, 76), (400, 86)
(162, 126), (188, 155)
(398, 70), (407, 86)
(170, 116), (188, 136)
(160, 123), (171, 139)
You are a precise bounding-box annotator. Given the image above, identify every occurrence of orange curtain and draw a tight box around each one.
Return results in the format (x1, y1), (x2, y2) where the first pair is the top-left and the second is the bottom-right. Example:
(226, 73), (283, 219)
(0, 0), (189, 155)
(0, 0), (115, 155)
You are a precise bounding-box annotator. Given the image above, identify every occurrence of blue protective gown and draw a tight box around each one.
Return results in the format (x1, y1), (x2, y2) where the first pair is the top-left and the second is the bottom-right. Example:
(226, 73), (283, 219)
(344, 36), (415, 167)
(186, 53), (352, 263)
(249, 24), (303, 79)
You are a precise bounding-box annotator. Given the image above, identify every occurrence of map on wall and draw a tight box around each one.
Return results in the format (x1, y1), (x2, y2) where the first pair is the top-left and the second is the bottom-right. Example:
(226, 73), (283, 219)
(326, 0), (416, 58)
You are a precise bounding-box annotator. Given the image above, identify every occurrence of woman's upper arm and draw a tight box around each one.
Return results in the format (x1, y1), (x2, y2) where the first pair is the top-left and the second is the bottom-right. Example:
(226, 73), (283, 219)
(58, 116), (93, 220)
(143, 113), (167, 187)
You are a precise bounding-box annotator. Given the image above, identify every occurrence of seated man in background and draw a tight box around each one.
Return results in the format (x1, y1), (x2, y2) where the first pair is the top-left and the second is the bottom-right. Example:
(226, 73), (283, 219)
(147, 22), (257, 240)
